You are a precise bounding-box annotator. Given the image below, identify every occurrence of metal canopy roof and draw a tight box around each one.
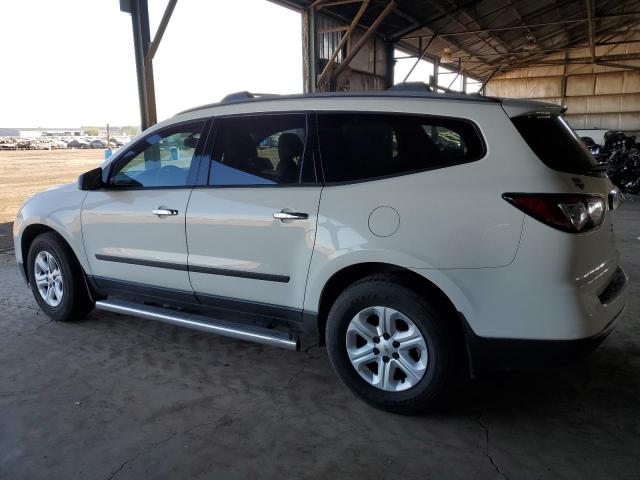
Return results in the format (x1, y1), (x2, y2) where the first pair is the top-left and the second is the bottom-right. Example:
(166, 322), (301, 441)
(275, 0), (640, 80)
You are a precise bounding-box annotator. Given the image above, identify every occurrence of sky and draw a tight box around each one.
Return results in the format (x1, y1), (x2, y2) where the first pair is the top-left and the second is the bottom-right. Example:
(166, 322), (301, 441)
(0, 1), (479, 129)
(0, 0), (303, 127)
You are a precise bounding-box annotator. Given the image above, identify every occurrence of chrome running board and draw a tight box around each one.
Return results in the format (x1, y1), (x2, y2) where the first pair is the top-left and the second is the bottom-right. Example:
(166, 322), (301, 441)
(95, 299), (300, 351)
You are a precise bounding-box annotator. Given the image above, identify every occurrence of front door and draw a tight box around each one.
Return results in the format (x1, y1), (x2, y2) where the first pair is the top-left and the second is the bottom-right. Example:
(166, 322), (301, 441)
(82, 120), (207, 297)
(186, 113), (321, 323)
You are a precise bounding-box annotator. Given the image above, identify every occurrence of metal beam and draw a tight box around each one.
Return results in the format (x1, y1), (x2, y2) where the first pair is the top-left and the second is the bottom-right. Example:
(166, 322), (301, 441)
(138, 0), (157, 127)
(479, 66), (499, 94)
(127, 0), (150, 130)
(317, 0), (369, 88)
(123, 0), (177, 129)
(585, 0), (595, 63)
(596, 61), (640, 71)
(302, 7), (317, 92)
(402, 31), (438, 82)
(517, 52), (640, 65)
(146, 0), (178, 62)
(330, 0), (396, 84)
(315, 0), (362, 7)
(389, 0), (492, 41)
(400, 13), (640, 40)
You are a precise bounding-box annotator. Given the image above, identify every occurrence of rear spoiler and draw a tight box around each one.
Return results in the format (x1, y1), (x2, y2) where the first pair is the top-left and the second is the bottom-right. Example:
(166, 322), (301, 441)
(501, 98), (566, 118)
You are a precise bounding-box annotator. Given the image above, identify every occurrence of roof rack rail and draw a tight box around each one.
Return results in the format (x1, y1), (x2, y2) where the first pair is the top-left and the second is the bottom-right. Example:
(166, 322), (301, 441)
(387, 82), (432, 93)
(220, 91), (275, 104)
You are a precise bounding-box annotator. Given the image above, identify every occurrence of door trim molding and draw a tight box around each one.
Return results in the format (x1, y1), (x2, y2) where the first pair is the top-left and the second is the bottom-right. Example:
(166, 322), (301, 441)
(95, 254), (289, 283)
(95, 254), (188, 271)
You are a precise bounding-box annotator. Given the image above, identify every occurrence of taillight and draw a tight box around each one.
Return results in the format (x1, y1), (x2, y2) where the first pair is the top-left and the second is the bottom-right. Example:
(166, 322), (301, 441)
(503, 193), (606, 233)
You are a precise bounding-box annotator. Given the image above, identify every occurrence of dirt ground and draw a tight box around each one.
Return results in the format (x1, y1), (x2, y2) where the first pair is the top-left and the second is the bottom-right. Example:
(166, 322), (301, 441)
(0, 150), (103, 223)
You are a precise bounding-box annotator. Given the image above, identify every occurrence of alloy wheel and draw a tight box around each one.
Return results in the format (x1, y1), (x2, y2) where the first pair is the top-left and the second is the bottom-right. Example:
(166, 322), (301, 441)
(346, 306), (428, 392)
(34, 250), (64, 307)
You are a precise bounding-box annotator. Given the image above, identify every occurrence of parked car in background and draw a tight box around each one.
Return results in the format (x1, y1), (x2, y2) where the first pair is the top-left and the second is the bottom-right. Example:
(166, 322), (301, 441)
(17, 140), (37, 150)
(0, 138), (18, 150)
(67, 139), (90, 149)
(13, 86), (629, 414)
(90, 139), (108, 149)
(50, 139), (68, 149)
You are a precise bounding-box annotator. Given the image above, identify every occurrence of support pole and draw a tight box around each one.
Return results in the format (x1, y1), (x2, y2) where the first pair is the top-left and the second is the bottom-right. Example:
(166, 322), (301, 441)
(138, 0), (157, 128)
(126, 0), (150, 130)
(431, 56), (439, 90)
(585, 0), (596, 64)
(122, 0), (174, 130)
(305, 7), (317, 92)
(384, 39), (395, 88)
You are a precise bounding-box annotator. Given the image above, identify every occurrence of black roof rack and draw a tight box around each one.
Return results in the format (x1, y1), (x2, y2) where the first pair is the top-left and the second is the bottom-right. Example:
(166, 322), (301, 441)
(178, 88), (500, 115)
(220, 91), (276, 104)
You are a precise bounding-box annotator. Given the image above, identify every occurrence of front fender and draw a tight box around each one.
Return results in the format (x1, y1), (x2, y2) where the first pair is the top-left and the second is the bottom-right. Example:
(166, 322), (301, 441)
(13, 184), (90, 273)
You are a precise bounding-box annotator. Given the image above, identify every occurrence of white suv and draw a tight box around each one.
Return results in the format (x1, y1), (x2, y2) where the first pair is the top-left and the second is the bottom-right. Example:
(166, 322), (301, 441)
(13, 86), (628, 413)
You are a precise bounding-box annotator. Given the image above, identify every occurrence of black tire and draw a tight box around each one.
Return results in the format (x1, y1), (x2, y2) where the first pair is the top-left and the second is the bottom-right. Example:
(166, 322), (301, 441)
(326, 275), (455, 414)
(27, 232), (94, 322)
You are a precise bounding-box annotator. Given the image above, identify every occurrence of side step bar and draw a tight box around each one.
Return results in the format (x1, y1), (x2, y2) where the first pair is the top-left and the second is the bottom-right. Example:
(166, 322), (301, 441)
(95, 299), (300, 351)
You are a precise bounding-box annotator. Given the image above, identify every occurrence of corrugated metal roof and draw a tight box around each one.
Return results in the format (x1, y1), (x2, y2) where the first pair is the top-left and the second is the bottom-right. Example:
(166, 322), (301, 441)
(276, 0), (640, 80)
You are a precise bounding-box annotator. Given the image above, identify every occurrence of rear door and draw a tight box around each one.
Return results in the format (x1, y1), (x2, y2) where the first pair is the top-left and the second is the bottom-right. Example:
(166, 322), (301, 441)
(185, 113), (321, 323)
(82, 120), (207, 297)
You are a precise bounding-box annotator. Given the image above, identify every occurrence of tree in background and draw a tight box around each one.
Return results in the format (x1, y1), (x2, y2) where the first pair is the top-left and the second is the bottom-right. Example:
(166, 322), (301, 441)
(83, 127), (100, 136)
(122, 126), (141, 136)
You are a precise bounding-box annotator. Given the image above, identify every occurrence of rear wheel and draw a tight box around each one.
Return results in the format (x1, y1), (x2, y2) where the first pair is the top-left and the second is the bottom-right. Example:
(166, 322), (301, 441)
(27, 232), (94, 321)
(326, 275), (455, 414)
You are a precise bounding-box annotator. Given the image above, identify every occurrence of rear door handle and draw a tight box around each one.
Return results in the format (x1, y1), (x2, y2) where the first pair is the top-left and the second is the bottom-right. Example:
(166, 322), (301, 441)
(153, 207), (178, 216)
(273, 211), (309, 221)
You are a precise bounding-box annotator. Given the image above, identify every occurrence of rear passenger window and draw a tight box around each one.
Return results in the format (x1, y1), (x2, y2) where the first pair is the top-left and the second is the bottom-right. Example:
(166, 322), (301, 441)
(318, 113), (484, 183)
(209, 114), (307, 186)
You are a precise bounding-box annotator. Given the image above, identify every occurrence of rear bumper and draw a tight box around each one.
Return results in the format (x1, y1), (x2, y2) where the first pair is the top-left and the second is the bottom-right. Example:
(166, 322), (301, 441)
(462, 305), (624, 373)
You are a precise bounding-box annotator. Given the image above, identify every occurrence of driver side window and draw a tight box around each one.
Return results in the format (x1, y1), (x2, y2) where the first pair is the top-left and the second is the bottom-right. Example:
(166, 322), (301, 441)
(110, 121), (205, 188)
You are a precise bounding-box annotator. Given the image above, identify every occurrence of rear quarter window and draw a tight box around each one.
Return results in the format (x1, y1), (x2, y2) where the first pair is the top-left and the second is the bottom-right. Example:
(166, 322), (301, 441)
(318, 113), (485, 183)
(511, 114), (597, 175)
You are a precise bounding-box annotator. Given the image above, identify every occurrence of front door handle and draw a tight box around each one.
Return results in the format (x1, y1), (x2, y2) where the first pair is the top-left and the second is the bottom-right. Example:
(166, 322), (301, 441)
(153, 207), (178, 217)
(273, 211), (309, 221)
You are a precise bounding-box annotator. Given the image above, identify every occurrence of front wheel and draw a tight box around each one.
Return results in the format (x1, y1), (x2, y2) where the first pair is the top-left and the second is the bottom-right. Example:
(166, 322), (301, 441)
(27, 232), (94, 321)
(326, 275), (455, 414)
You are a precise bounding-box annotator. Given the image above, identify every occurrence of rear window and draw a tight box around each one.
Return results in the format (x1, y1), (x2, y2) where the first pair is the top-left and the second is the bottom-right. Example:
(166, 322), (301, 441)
(511, 114), (597, 175)
(318, 113), (485, 183)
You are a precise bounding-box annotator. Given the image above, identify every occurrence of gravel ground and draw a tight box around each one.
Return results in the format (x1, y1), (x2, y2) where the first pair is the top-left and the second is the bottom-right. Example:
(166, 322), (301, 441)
(0, 202), (638, 480)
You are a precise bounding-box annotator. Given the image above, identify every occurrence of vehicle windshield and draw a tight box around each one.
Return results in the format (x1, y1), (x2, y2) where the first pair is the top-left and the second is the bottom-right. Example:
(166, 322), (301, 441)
(511, 114), (598, 175)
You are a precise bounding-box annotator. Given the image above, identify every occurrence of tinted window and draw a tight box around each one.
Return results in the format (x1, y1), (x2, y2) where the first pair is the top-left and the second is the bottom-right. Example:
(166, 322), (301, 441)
(110, 121), (204, 187)
(318, 113), (484, 183)
(209, 114), (307, 186)
(511, 114), (597, 174)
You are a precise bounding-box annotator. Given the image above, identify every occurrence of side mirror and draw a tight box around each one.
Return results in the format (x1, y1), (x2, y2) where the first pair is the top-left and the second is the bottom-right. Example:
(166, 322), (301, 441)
(78, 167), (103, 191)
